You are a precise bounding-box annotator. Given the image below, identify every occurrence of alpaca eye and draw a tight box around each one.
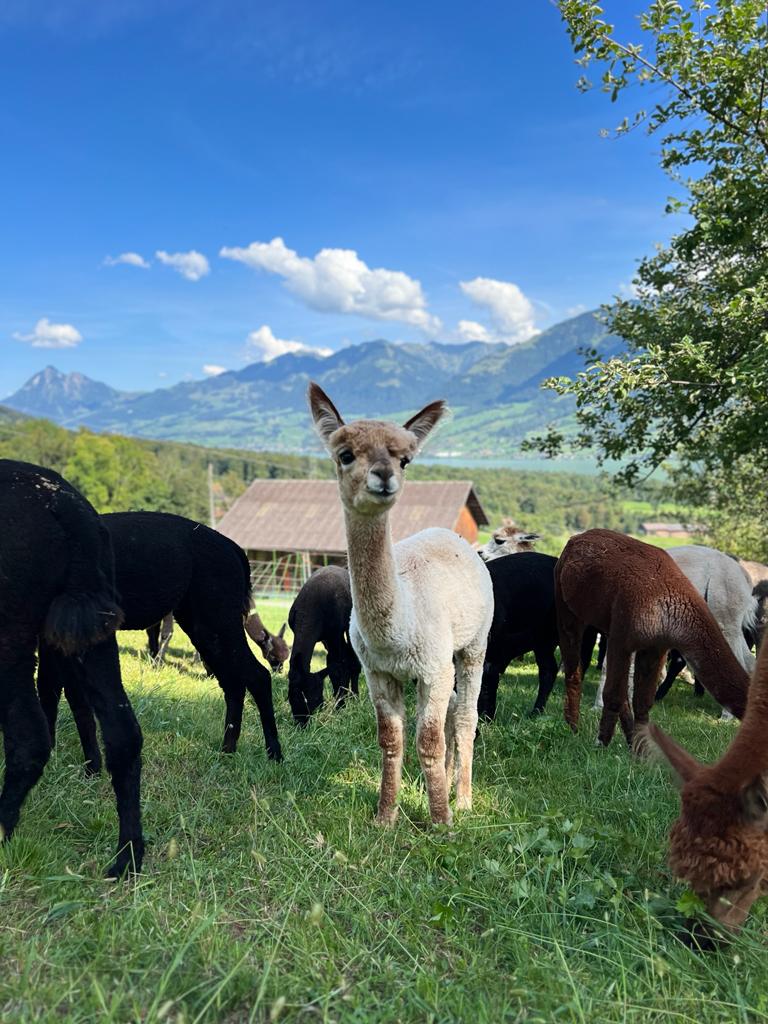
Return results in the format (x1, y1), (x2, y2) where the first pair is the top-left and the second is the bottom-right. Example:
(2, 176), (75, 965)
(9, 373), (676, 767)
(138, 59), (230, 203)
(338, 450), (355, 466)
(400, 456), (411, 470)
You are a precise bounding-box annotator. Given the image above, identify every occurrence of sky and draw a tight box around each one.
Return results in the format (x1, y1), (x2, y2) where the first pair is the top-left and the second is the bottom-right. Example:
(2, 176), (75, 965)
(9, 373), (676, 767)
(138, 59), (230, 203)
(0, 0), (678, 396)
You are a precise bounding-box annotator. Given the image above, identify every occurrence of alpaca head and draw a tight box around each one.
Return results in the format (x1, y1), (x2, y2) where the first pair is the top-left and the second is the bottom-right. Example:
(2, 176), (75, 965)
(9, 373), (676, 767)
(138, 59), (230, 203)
(480, 522), (540, 561)
(643, 720), (768, 934)
(264, 622), (290, 671)
(308, 382), (447, 516)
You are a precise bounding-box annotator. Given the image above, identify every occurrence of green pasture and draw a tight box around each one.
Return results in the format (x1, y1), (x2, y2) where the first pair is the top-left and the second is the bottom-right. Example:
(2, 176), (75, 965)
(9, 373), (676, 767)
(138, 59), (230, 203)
(1, 604), (765, 1023)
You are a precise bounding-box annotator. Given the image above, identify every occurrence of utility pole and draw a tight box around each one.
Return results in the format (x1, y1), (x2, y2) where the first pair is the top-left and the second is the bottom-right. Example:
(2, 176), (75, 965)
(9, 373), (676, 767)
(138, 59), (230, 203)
(207, 462), (216, 527)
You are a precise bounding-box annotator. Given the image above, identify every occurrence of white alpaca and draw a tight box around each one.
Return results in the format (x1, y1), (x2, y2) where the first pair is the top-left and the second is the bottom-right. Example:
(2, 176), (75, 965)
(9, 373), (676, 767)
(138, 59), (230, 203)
(308, 383), (494, 826)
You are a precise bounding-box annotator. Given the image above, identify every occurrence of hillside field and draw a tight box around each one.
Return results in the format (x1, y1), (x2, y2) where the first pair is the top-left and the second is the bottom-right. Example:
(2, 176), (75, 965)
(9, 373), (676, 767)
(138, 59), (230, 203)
(1, 605), (765, 1024)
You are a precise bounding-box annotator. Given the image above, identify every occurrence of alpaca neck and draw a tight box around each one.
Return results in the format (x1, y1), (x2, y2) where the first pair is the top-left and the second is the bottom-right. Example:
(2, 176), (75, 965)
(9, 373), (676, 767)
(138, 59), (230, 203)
(343, 508), (402, 642)
(682, 629), (748, 718)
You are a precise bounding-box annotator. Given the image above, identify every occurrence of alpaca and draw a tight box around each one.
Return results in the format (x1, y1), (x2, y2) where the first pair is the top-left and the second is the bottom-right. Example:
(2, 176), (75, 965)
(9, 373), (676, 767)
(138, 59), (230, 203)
(308, 383), (494, 825)
(0, 460), (143, 877)
(286, 565), (360, 726)
(479, 520), (540, 562)
(245, 612), (290, 672)
(38, 510), (282, 764)
(555, 529), (749, 746)
(642, 636), (768, 936)
(478, 552), (597, 720)
(653, 544), (759, 704)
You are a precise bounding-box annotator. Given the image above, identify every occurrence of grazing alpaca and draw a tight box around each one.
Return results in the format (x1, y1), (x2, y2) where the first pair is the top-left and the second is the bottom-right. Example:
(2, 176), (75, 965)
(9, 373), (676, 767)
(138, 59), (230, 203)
(245, 613), (290, 672)
(642, 637), (768, 936)
(653, 544), (759, 704)
(555, 529), (749, 746)
(479, 520), (540, 562)
(38, 511), (282, 763)
(286, 565), (360, 726)
(308, 383), (494, 825)
(0, 460), (143, 877)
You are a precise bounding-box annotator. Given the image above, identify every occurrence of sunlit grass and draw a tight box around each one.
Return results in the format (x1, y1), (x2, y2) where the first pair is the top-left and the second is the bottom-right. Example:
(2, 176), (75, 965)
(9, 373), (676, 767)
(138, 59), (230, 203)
(0, 604), (765, 1022)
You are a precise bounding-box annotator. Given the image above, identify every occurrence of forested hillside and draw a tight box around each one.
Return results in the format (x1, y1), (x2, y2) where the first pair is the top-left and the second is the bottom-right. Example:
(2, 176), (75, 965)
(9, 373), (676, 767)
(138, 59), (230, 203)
(0, 407), (686, 546)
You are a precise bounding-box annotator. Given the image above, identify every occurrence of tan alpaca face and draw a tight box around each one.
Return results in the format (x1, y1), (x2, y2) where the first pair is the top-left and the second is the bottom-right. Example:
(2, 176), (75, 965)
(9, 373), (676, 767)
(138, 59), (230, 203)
(327, 420), (418, 514)
(307, 382), (446, 515)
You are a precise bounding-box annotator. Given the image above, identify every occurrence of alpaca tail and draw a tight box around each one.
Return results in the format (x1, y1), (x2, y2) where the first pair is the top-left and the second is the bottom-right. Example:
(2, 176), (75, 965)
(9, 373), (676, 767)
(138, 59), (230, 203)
(42, 489), (123, 655)
(742, 589), (764, 650)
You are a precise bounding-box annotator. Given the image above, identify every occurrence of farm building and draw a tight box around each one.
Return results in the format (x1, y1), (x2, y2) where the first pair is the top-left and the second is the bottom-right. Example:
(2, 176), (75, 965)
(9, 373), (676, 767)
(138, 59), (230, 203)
(640, 521), (705, 539)
(217, 478), (489, 595)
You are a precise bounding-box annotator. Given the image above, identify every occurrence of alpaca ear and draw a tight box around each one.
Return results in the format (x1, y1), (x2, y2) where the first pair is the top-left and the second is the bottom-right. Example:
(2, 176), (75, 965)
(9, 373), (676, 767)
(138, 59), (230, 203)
(741, 775), (768, 826)
(278, 622), (287, 638)
(308, 382), (345, 444)
(639, 723), (702, 786)
(403, 400), (447, 448)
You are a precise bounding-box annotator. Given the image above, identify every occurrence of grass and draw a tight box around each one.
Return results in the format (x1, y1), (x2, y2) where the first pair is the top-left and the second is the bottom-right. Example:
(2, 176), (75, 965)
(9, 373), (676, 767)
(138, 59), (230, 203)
(1, 606), (767, 1023)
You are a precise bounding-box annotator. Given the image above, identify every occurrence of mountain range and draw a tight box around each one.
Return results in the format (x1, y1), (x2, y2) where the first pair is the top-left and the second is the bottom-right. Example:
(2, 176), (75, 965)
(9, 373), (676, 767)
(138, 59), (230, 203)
(4, 310), (621, 455)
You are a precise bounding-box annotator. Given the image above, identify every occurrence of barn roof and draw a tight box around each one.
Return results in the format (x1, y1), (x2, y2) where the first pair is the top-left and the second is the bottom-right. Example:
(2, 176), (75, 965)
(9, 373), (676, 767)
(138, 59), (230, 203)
(217, 479), (489, 554)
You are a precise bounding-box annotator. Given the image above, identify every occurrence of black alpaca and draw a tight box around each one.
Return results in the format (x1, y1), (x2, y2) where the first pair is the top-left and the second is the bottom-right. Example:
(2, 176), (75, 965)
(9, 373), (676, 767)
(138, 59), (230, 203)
(287, 566), (360, 725)
(478, 552), (595, 720)
(0, 460), (143, 877)
(38, 511), (282, 763)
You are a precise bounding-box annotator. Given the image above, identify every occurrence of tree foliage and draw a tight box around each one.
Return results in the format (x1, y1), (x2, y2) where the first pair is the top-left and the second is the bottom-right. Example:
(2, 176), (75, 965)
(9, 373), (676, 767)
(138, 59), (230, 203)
(530, 0), (768, 555)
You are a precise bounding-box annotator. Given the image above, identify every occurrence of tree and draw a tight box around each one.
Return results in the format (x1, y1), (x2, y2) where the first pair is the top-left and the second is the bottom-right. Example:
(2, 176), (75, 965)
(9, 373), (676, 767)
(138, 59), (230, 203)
(530, 0), (768, 555)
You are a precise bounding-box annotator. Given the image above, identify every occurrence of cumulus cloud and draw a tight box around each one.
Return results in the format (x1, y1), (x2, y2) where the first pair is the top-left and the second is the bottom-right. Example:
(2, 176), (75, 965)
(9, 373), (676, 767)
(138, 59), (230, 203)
(156, 249), (210, 281)
(245, 324), (333, 362)
(456, 319), (492, 343)
(220, 237), (441, 334)
(459, 276), (538, 344)
(104, 252), (150, 269)
(202, 364), (227, 376)
(14, 318), (83, 349)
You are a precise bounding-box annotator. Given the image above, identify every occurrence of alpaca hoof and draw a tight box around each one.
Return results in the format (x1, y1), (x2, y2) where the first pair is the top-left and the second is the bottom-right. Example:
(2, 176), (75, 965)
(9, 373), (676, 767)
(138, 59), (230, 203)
(528, 706), (544, 718)
(83, 760), (102, 778)
(105, 841), (144, 879)
(267, 743), (283, 762)
(455, 795), (472, 812)
(432, 812), (453, 827)
(374, 809), (398, 827)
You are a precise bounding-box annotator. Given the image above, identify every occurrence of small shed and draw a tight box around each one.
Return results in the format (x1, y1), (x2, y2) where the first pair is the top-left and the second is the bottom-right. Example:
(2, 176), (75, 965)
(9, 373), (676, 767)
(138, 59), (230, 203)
(640, 521), (705, 539)
(217, 479), (489, 595)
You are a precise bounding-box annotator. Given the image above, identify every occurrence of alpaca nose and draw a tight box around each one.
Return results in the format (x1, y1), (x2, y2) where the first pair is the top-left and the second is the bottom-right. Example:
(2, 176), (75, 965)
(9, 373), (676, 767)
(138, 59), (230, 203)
(368, 464), (398, 494)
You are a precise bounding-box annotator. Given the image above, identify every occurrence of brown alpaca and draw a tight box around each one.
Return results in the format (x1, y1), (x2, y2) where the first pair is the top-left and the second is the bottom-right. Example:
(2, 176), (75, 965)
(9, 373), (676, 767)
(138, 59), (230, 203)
(555, 529), (749, 746)
(245, 612), (290, 672)
(642, 637), (768, 933)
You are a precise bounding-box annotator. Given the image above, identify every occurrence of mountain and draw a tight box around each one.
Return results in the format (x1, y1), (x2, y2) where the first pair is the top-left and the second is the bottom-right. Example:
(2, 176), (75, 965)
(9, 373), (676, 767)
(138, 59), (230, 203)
(4, 311), (621, 455)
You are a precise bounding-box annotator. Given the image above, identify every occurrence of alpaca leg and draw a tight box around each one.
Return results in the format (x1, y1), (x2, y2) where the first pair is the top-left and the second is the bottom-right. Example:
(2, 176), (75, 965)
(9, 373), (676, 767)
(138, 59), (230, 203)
(36, 640), (63, 746)
(63, 674), (102, 776)
(593, 657), (607, 710)
(477, 661), (501, 721)
(597, 642), (633, 747)
(346, 644), (361, 696)
(453, 649), (483, 813)
(221, 682), (246, 754)
(555, 597), (585, 732)
(655, 650), (686, 702)
(444, 692), (457, 791)
(156, 613), (174, 663)
(416, 668), (454, 825)
(146, 622), (161, 660)
(78, 638), (144, 877)
(0, 640), (52, 841)
(368, 670), (405, 826)
(530, 643), (558, 715)
(632, 647), (668, 741)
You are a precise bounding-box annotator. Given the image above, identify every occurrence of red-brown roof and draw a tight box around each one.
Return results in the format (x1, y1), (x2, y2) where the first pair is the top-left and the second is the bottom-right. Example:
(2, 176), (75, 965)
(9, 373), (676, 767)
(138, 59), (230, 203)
(217, 478), (488, 554)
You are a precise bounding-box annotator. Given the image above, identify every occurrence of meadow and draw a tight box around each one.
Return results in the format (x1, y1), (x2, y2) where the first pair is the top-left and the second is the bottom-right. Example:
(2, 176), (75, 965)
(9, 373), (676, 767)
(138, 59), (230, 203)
(1, 604), (766, 1024)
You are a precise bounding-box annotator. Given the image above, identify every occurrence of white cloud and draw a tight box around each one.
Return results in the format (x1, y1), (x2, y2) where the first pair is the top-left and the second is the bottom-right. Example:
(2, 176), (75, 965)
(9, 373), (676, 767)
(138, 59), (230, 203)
(203, 364), (227, 376)
(564, 303), (587, 318)
(14, 318), (83, 349)
(245, 325), (332, 362)
(156, 249), (210, 281)
(220, 237), (441, 334)
(456, 319), (492, 342)
(104, 252), (150, 269)
(618, 280), (640, 299)
(459, 276), (538, 345)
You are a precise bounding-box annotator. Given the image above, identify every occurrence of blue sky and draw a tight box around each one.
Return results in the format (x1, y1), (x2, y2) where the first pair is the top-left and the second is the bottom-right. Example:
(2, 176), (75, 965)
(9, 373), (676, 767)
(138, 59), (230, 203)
(1, 0), (675, 396)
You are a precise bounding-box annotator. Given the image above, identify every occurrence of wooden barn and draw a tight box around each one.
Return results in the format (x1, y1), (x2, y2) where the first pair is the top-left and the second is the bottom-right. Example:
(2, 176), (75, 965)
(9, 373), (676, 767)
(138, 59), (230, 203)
(217, 478), (489, 596)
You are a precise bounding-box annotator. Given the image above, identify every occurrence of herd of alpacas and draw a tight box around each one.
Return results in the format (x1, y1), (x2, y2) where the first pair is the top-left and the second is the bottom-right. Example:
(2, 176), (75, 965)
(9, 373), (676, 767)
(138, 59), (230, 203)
(2, 382), (768, 948)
